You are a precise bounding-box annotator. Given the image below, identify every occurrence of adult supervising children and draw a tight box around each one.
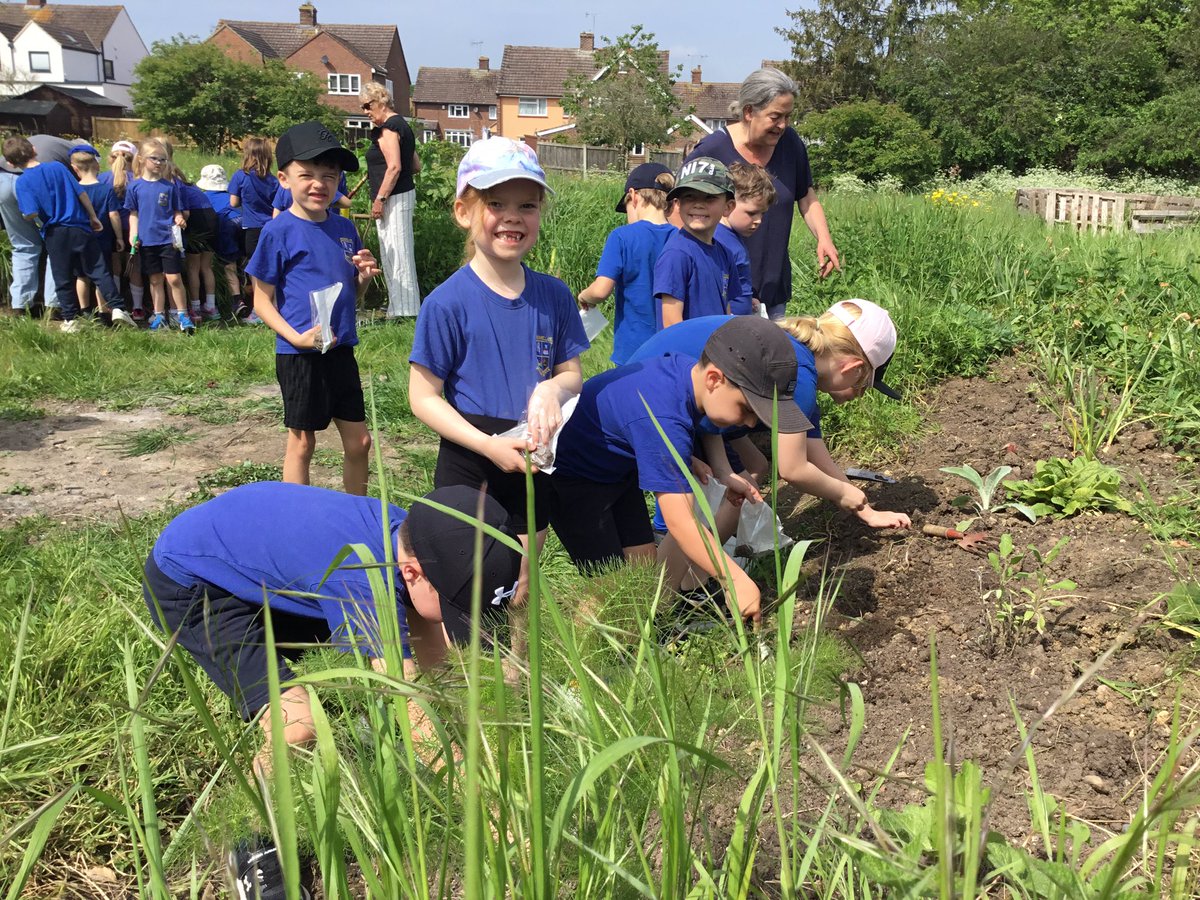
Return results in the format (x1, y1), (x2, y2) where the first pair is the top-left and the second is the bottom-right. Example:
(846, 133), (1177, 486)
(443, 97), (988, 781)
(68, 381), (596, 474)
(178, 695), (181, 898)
(654, 158), (738, 329)
(143, 481), (522, 900)
(549, 316), (811, 623)
(577, 162), (676, 364)
(246, 123), (380, 495)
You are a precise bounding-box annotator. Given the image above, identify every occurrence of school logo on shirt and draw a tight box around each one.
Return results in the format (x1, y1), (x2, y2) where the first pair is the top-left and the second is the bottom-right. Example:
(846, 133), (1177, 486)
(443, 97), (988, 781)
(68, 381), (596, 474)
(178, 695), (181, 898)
(156, 190), (169, 208)
(535, 335), (554, 378)
(338, 236), (355, 263)
(721, 272), (729, 300)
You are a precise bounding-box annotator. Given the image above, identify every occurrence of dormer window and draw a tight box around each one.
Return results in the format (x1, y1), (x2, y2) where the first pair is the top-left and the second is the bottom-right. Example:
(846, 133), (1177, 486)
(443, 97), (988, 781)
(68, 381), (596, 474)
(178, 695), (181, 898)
(28, 51), (51, 73)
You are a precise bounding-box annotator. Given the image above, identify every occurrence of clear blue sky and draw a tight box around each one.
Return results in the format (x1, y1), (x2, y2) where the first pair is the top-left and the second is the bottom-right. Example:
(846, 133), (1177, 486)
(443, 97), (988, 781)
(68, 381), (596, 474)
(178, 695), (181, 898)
(121, 0), (800, 84)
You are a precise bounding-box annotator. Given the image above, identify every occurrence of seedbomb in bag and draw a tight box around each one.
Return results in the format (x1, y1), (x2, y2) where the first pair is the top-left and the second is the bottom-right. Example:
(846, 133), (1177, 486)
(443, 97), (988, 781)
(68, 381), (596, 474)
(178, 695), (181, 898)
(309, 283), (342, 354)
(579, 305), (609, 342)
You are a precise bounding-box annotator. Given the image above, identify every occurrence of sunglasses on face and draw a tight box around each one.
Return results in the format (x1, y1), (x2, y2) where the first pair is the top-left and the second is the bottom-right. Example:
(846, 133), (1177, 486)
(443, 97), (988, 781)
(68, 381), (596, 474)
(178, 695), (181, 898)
(360, 102), (373, 111)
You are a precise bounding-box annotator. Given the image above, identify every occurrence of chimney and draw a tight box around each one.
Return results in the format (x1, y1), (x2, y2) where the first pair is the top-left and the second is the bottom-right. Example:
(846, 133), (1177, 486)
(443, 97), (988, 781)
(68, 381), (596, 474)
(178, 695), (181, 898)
(691, 66), (702, 85)
(580, 32), (594, 51)
(299, 3), (317, 27)
(478, 56), (489, 71)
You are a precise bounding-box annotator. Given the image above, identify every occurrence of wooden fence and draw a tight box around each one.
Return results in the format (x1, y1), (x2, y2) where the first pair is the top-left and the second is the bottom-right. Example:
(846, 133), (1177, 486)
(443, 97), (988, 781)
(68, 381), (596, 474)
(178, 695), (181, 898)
(1016, 188), (1200, 233)
(538, 143), (683, 175)
(91, 117), (168, 144)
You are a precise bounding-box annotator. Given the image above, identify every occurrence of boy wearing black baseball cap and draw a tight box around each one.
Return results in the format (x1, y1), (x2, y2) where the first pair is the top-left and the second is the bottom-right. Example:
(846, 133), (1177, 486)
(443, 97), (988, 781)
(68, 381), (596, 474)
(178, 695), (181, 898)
(548, 316), (811, 624)
(246, 122), (380, 497)
(577, 162), (676, 364)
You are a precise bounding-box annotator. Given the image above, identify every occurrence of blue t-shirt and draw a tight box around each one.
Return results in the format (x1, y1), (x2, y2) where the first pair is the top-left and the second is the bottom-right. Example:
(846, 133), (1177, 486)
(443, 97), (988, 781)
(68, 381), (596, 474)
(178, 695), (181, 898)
(15, 161), (90, 236)
(178, 182), (213, 211)
(652, 228), (735, 328)
(80, 181), (119, 252)
(152, 482), (408, 655)
(245, 210), (364, 355)
(628, 315), (821, 439)
(228, 169), (280, 229)
(98, 170), (130, 226)
(271, 183), (348, 211)
(595, 219), (675, 364)
(553, 352), (701, 494)
(410, 265), (591, 421)
(714, 223), (753, 315)
(205, 190), (241, 259)
(689, 128), (814, 313)
(124, 177), (181, 246)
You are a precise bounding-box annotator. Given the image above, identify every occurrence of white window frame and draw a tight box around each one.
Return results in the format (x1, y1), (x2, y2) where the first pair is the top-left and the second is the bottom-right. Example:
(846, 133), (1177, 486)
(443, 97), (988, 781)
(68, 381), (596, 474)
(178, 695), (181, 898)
(518, 97), (548, 117)
(327, 73), (361, 95)
(448, 103), (470, 118)
(28, 51), (51, 73)
(488, 105), (497, 120)
(422, 129), (438, 143)
(444, 129), (473, 147)
(629, 143), (645, 156)
(103, 58), (114, 81)
(344, 118), (371, 129)
(704, 118), (724, 132)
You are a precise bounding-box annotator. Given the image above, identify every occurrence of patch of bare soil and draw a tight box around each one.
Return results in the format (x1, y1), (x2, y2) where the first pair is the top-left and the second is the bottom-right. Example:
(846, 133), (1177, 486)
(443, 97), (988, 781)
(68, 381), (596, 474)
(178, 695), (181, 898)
(786, 358), (1199, 856)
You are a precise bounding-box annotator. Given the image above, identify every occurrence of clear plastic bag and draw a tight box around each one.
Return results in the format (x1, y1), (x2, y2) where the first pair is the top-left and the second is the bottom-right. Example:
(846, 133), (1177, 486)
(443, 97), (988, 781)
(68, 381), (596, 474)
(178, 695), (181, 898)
(171, 224), (184, 252)
(579, 306), (609, 341)
(309, 283), (342, 354)
(493, 395), (579, 474)
(732, 496), (793, 556)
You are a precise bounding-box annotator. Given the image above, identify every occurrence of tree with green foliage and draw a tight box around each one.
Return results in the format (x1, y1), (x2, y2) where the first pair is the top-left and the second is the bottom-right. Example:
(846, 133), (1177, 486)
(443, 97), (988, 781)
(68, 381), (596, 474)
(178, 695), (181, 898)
(131, 37), (343, 152)
(799, 99), (940, 187)
(560, 25), (689, 156)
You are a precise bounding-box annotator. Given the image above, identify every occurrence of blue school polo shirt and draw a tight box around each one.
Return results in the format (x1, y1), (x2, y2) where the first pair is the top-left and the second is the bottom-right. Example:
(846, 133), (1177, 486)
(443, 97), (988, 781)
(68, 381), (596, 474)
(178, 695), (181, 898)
(594, 220), (676, 364)
(245, 210), (363, 355)
(152, 482), (408, 655)
(553, 352), (701, 494)
(652, 228), (735, 328)
(80, 181), (119, 253)
(124, 177), (181, 246)
(628, 315), (821, 439)
(205, 190), (240, 259)
(14, 161), (90, 236)
(178, 182), (213, 211)
(410, 264), (591, 421)
(713, 223), (753, 315)
(228, 169), (280, 229)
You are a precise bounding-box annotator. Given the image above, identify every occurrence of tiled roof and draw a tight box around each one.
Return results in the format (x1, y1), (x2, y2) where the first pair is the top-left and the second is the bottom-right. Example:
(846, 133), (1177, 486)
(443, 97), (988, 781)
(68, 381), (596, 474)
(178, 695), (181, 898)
(216, 19), (398, 73)
(673, 81), (740, 122)
(0, 4), (123, 54)
(0, 99), (58, 116)
(413, 67), (498, 106)
(41, 85), (124, 107)
(497, 45), (599, 97)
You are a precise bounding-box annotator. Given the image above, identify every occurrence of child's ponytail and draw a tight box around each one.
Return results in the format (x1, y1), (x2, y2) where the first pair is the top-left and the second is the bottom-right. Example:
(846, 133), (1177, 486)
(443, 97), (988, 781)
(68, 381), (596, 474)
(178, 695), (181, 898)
(110, 151), (131, 199)
(779, 305), (872, 370)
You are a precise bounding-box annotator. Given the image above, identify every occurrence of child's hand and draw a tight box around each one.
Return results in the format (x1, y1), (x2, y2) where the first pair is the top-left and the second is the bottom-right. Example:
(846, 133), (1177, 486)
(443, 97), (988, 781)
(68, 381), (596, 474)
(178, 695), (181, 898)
(174, 212), (187, 228)
(838, 482), (868, 513)
(128, 237), (140, 256)
(721, 472), (762, 507)
(294, 324), (334, 352)
(90, 217), (103, 233)
(526, 382), (564, 450)
(115, 237), (125, 252)
(689, 456), (713, 485)
(483, 435), (532, 473)
(727, 568), (761, 625)
(858, 507), (911, 529)
(577, 295), (594, 311)
(351, 250), (380, 281)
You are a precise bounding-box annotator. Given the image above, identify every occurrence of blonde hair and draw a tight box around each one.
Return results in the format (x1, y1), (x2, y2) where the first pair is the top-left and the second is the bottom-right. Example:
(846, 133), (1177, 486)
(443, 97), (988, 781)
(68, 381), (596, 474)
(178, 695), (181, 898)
(454, 183), (545, 263)
(359, 81), (393, 110)
(240, 137), (273, 178)
(632, 171), (675, 211)
(728, 162), (777, 206)
(69, 150), (100, 175)
(133, 138), (170, 178)
(779, 303), (873, 387)
(109, 147), (133, 199)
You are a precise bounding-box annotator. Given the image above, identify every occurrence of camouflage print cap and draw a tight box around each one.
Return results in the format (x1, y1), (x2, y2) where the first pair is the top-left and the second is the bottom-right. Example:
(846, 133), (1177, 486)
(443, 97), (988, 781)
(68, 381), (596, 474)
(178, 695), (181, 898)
(667, 156), (734, 201)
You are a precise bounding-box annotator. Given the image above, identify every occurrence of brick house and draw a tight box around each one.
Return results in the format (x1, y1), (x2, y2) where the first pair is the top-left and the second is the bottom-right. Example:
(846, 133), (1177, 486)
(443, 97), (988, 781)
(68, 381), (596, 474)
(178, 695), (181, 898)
(494, 33), (600, 140)
(207, 3), (411, 131)
(411, 57), (499, 146)
(668, 66), (740, 153)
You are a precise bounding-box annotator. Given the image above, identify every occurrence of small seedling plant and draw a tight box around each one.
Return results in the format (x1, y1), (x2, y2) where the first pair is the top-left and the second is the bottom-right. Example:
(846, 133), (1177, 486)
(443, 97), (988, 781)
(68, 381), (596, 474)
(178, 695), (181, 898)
(983, 534), (1080, 653)
(1005, 456), (1133, 518)
(941, 464), (1038, 523)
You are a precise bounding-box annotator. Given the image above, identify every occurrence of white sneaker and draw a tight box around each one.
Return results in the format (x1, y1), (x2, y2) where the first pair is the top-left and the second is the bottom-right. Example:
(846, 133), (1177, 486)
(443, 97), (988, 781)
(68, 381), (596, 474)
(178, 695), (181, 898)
(110, 308), (135, 328)
(60, 319), (80, 334)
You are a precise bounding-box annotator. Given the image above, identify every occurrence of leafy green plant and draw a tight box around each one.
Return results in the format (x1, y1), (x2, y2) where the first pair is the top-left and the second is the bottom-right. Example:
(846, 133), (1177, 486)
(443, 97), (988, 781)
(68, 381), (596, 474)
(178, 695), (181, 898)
(940, 464), (1038, 523)
(3, 484), (32, 496)
(984, 534), (1080, 651)
(1005, 456), (1134, 518)
(0, 401), (44, 422)
(189, 461), (283, 502)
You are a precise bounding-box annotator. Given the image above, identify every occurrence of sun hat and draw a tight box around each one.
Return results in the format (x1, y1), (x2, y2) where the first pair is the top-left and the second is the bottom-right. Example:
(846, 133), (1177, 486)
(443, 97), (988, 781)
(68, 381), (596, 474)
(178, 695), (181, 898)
(703, 317), (810, 433)
(406, 485), (522, 646)
(616, 162), (672, 212)
(456, 136), (552, 198)
(827, 299), (901, 400)
(196, 164), (230, 192)
(275, 121), (359, 172)
(110, 140), (138, 157)
(666, 157), (734, 202)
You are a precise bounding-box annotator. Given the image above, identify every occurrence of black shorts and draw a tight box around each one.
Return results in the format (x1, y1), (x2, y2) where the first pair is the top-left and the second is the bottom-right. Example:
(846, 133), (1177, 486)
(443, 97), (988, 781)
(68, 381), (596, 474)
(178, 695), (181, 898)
(275, 345), (366, 432)
(142, 553), (331, 720)
(138, 243), (182, 276)
(548, 472), (654, 572)
(434, 412), (550, 535)
(184, 208), (218, 255)
(241, 227), (263, 263)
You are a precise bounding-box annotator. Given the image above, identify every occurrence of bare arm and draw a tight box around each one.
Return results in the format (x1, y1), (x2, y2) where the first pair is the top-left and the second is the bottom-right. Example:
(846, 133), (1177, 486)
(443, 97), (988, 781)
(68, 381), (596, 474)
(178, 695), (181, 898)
(660, 295), (683, 328)
(108, 210), (124, 250)
(77, 192), (102, 231)
(578, 275), (616, 309)
(805, 436), (910, 528)
(128, 210), (139, 246)
(370, 126), (403, 220)
(526, 357), (583, 449)
(251, 277), (325, 351)
(777, 431), (865, 512)
(228, 193), (241, 208)
(797, 187), (840, 278)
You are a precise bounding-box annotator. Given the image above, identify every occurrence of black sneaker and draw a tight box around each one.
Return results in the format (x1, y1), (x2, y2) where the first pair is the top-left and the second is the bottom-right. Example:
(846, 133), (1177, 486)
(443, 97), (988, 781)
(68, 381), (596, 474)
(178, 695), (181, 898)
(229, 837), (310, 900)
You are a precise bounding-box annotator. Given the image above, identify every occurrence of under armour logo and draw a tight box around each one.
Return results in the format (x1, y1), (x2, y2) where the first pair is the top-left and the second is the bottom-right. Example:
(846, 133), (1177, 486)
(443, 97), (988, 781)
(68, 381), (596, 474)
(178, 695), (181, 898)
(491, 581), (518, 606)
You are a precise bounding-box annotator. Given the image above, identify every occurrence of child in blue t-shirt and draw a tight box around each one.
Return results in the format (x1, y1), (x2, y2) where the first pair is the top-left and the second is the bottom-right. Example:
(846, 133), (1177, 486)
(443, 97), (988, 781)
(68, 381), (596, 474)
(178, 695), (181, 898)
(69, 147), (123, 318)
(229, 137), (280, 269)
(1, 136), (134, 332)
(653, 157), (738, 330)
(714, 163), (777, 316)
(577, 163), (677, 364)
(246, 122), (380, 496)
(408, 137), (590, 582)
(197, 164), (244, 319)
(549, 316), (811, 624)
(172, 166), (220, 322)
(126, 138), (192, 332)
(101, 141), (139, 317)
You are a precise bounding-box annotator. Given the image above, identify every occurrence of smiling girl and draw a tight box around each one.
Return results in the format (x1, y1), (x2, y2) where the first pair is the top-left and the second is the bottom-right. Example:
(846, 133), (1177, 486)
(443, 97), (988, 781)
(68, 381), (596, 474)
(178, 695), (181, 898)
(408, 137), (590, 589)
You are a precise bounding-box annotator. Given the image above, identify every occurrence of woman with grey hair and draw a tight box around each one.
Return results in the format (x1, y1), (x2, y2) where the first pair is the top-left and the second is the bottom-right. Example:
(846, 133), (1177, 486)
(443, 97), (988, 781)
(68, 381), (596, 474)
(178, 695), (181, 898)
(360, 81), (422, 318)
(686, 68), (840, 319)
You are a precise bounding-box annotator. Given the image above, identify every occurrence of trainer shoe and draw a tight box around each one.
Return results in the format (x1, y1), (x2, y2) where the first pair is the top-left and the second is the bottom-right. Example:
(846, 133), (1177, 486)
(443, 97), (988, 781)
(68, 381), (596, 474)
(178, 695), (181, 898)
(177, 312), (196, 334)
(131, 307), (146, 322)
(110, 308), (135, 328)
(229, 837), (310, 900)
(245, 312), (264, 325)
(203, 305), (221, 321)
(60, 318), (80, 334)
(148, 313), (168, 331)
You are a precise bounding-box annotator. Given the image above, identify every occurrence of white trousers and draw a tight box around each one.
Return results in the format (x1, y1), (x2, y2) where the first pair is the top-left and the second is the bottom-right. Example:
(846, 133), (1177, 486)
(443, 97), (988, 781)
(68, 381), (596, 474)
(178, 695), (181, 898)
(377, 189), (420, 318)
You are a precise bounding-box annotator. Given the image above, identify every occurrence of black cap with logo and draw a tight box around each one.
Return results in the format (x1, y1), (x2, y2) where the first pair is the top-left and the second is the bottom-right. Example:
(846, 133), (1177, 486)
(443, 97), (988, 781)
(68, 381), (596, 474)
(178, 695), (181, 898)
(275, 121), (360, 172)
(702, 317), (812, 434)
(616, 162), (673, 212)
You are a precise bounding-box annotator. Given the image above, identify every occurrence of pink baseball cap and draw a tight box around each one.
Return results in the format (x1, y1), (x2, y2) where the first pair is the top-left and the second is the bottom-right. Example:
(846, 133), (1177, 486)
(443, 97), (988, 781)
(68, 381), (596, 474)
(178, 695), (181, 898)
(456, 137), (552, 198)
(828, 299), (901, 400)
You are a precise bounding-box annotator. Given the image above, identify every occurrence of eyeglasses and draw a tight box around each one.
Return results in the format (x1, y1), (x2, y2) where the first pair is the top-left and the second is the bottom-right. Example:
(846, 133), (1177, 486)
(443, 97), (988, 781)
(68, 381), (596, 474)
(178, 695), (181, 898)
(145, 155), (167, 163)
(360, 102), (373, 111)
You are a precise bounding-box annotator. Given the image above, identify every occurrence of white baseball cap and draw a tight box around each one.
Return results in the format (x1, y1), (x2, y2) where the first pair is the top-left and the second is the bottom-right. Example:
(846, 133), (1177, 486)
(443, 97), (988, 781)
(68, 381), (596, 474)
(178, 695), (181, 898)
(828, 299), (901, 400)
